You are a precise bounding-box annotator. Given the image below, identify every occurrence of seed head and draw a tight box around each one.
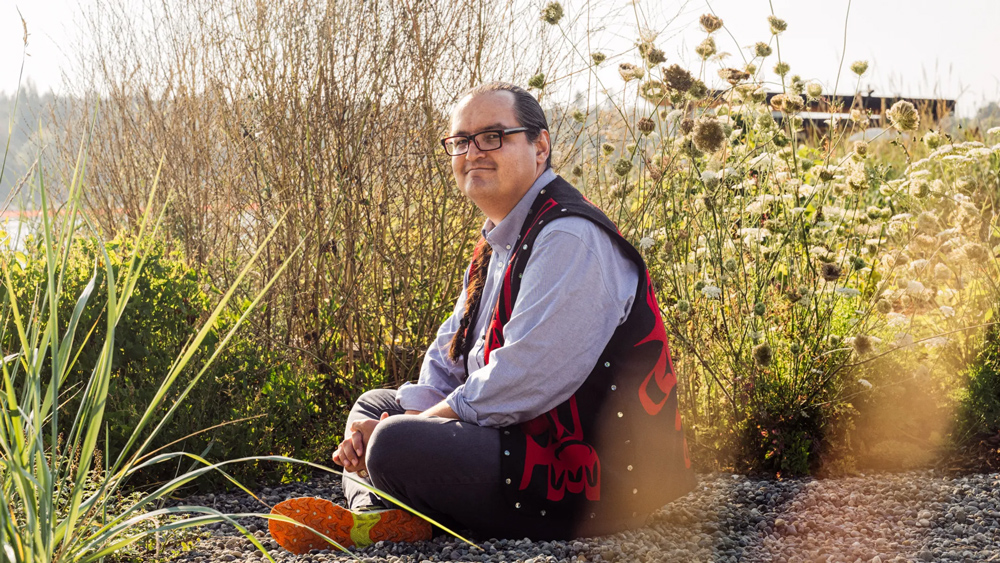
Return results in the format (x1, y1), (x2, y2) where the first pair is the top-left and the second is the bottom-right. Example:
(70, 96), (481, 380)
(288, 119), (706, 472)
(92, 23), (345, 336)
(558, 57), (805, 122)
(687, 79), (709, 99)
(692, 116), (727, 153)
(679, 118), (695, 136)
(960, 242), (989, 262)
(614, 158), (633, 177)
(700, 13), (724, 33)
(853, 141), (868, 159)
(887, 100), (919, 132)
(639, 80), (668, 103)
(768, 15), (787, 34)
(770, 93), (804, 114)
(638, 41), (666, 65)
(724, 257), (738, 272)
(754, 42), (772, 58)
(773, 61), (790, 76)
(695, 36), (717, 60)
(528, 73), (546, 90)
(916, 211), (940, 233)
(677, 299), (691, 313)
(541, 2), (564, 25)
(923, 130), (943, 149)
(618, 62), (644, 82)
(806, 82), (822, 100)
(601, 142), (615, 156)
(571, 165), (583, 177)
(820, 262), (843, 282)
(591, 52), (607, 66)
(876, 299), (893, 314)
(572, 109), (586, 124)
(663, 64), (694, 92)
(850, 60), (869, 76)
(753, 302), (766, 316)
(852, 334), (873, 356)
(753, 343), (773, 367)
(638, 117), (656, 135)
(718, 67), (751, 85)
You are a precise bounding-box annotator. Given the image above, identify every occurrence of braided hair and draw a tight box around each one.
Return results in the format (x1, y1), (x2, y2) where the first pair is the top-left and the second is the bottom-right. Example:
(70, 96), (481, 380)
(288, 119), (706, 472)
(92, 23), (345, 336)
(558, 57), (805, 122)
(448, 239), (493, 362)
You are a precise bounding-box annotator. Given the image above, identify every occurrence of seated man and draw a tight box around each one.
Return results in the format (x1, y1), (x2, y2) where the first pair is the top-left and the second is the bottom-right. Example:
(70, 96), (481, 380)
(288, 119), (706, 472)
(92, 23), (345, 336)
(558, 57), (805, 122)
(269, 82), (694, 553)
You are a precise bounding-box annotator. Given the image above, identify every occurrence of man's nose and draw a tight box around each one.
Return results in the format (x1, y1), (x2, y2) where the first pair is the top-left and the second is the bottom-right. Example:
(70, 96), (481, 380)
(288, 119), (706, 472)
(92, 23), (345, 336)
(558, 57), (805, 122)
(465, 141), (486, 159)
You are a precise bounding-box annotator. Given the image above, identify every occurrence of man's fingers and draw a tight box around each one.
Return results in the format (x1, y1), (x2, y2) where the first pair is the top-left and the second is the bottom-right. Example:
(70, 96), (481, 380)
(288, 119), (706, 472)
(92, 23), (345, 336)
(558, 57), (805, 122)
(380, 412), (390, 420)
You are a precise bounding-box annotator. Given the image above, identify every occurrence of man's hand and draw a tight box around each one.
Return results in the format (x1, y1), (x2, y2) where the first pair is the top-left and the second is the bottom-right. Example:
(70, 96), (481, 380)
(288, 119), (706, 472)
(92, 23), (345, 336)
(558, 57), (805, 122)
(332, 412), (389, 473)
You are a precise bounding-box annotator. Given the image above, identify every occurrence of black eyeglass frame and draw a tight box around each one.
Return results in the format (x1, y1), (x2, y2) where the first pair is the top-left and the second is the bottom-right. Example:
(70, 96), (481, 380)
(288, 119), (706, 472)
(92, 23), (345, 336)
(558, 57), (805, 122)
(440, 127), (529, 156)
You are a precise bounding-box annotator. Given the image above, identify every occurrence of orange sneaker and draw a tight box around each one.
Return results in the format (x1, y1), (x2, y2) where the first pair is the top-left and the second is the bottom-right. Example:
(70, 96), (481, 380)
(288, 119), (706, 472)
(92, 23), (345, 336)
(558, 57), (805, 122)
(268, 497), (433, 554)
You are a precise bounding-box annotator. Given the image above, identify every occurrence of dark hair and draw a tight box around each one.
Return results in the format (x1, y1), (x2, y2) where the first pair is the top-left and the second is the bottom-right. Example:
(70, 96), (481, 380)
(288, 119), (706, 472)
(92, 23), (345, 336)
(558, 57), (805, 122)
(459, 82), (551, 169)
(448, 239), (492, 362)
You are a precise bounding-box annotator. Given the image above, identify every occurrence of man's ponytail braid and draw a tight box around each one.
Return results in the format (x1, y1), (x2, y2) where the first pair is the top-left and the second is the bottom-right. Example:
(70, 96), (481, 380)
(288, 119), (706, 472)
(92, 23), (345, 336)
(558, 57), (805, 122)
(449, 239), (493, 362)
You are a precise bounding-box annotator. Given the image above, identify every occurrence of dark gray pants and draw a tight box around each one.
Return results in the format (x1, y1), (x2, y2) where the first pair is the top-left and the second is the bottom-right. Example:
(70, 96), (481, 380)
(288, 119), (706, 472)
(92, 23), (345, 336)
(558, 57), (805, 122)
(340, 389), (645, 540)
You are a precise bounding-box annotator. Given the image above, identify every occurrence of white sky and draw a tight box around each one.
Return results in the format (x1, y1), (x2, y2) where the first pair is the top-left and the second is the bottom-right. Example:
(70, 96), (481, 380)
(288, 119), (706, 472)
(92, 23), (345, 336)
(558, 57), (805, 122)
(2, 0), (999, 117)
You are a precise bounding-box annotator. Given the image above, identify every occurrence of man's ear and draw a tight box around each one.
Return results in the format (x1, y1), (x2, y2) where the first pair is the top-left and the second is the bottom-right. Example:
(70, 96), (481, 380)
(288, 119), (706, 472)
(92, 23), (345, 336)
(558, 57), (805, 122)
(535, 129), (551, 165)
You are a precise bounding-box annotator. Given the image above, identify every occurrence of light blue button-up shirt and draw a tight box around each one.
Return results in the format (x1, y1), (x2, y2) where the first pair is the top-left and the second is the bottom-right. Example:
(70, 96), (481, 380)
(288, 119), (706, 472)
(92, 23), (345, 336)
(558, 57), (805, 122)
(395, 169), (640, 427)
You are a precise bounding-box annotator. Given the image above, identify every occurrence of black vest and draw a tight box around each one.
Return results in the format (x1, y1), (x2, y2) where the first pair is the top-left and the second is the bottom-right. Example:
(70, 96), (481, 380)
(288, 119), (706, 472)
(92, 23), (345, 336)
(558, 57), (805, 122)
(461, 176), (695, 534)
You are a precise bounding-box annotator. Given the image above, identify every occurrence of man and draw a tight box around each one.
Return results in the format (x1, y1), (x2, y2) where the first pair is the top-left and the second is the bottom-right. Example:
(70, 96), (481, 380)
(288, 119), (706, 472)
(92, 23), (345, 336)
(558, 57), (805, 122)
(269, 82), (694, 553)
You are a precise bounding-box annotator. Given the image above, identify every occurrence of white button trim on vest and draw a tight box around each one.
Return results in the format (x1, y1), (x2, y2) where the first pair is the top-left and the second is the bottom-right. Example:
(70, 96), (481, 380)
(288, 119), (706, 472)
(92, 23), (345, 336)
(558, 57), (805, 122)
(505, 244), (511, 250)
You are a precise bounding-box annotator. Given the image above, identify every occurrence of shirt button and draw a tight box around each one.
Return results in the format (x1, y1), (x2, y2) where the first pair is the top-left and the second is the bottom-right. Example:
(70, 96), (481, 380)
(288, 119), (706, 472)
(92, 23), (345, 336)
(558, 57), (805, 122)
(523, 244), (528, 250)
(604, 362), (611, 368)
(504, 450), (510, 456)
(540, 510), (546, 516)
(505, 244), (511, 250)
(506, 478), (511, 484)
(617, 412), (624, 418)
(515, 502), (521, 508)
(540, 189), (546, 194)
(627, 465), (633, 471)
(611, 385), (617, 391)
(590, 513), (596, 519)
(504, 430), (510, 435)
(633, 488), (638, 494)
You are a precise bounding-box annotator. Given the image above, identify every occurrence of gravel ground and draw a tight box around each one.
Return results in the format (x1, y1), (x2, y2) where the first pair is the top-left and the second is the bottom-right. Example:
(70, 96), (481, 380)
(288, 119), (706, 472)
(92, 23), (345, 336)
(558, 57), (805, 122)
(166, 470), (1000, 563)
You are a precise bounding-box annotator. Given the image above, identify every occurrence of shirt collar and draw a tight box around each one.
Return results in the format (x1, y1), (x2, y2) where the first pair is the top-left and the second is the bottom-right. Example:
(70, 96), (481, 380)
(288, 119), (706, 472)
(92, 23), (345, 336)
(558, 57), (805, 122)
(482, 168), (557, 251)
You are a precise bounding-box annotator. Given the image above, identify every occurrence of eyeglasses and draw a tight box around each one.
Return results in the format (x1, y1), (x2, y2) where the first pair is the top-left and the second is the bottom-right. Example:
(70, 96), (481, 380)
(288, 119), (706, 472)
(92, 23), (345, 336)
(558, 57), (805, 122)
(440, 127), (529, 156)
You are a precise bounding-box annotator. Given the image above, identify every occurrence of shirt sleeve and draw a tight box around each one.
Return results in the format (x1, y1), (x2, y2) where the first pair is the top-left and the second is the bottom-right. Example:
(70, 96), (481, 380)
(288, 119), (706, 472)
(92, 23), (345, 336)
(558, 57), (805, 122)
(446, 218), (639, 427)
(395, 275), (470, 412)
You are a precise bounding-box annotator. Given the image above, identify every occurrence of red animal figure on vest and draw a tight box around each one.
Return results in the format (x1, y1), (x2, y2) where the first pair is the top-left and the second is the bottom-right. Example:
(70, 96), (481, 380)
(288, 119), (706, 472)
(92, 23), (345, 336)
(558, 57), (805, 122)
(520, 396), (601, 501)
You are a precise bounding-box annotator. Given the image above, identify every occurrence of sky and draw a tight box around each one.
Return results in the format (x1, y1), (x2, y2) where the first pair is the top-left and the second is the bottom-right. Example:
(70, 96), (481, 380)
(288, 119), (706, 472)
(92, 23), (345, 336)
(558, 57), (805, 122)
(1, 0), (998, 117)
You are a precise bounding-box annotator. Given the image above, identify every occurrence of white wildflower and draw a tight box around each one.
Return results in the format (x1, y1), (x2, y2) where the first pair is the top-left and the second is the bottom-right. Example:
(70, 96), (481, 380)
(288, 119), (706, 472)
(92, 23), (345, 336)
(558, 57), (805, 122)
(886, 312), (909, 327)
(905, 280), (926, 295)
(702, 285), (723, 299)
(858, 379), (873, 389)
(834, 287), (860, 298)
(939, 305), (955, 318)
(894, 333), (915, 348)
(639, 237), (655, 250)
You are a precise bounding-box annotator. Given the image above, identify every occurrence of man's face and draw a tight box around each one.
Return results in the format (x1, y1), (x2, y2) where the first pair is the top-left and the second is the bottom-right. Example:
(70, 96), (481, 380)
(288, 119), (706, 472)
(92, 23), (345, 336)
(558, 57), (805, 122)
(449, 91), (549, 222)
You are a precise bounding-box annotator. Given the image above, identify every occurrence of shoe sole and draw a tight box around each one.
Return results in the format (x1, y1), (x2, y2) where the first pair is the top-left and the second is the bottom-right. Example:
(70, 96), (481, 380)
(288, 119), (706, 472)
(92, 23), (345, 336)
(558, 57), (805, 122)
(268, 497), (432, 554)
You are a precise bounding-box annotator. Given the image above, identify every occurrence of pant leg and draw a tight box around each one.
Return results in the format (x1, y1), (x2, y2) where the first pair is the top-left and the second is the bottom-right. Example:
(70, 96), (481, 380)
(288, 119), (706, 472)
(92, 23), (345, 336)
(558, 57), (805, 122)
(341, 389), (405, 510)
(365, 414), (577, 540)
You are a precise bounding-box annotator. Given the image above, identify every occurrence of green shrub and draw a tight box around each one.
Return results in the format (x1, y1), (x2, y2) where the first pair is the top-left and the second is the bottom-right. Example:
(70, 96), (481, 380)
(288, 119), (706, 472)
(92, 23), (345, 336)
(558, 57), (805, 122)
(3, 232), (330, 487)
